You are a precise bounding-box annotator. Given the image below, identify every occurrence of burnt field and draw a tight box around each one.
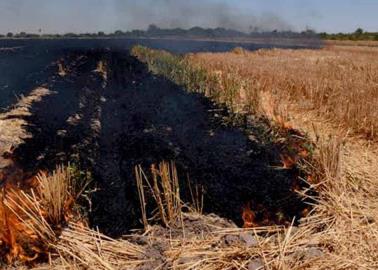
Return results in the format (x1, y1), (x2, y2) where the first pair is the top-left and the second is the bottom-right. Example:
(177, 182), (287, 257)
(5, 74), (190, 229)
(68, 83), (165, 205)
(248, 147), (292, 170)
(1, 45), (310, 234)
(0, 39), (327, 268)
(0, 38), (318, 110)
(0, 37), (376, 270)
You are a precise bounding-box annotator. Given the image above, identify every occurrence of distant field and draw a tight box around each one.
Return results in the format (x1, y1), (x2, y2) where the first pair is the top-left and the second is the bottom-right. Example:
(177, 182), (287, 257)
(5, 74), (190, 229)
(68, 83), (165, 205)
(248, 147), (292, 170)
(325, 39), (378, 47)
(188, 45), (378, 140)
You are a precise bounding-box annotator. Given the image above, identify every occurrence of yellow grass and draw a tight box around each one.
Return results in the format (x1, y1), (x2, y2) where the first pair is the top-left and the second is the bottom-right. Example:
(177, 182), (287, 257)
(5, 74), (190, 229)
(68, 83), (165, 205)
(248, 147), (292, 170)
(188, 46), (378, 139)
(37, 166), (73, 225)
(135, 161), (182, 229)
(325, 39), (378, 47)
(185, 45), (378, 269)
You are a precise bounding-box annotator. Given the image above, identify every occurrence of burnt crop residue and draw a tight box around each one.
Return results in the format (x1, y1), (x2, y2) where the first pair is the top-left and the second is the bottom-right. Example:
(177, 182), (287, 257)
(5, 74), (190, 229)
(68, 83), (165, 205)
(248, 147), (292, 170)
(9, 48), (310, 237)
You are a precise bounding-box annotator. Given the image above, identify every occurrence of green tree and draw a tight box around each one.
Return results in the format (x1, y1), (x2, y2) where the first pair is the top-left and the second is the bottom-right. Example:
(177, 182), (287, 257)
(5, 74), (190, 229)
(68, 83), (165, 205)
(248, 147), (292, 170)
(114, 30), (124, 36)
(354, 28), (364, 35)
(147, 24), (159, 32)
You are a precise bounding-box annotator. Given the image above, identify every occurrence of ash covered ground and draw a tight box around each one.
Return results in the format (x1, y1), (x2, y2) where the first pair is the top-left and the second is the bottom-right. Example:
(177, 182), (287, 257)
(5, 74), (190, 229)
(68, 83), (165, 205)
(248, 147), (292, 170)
(0, 40), (310, 237)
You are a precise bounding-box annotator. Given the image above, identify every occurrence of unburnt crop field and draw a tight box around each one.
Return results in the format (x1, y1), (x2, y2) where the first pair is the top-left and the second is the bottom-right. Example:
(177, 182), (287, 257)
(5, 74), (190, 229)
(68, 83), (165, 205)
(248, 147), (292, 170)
(0, 39), (377, 269)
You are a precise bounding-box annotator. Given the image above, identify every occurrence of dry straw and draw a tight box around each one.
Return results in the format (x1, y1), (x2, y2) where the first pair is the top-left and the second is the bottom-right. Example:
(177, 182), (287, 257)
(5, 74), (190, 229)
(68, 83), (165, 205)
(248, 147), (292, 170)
(135, 161), (183, 228)
(130, 45), (378, 269)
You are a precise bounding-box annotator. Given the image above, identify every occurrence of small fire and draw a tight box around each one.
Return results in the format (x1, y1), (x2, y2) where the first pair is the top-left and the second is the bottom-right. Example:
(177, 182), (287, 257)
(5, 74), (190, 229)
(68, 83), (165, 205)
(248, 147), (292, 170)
(274, 115), (293, 130)
(242, 202), (256, 228)
(0, 186), (40, 264)
(280, 154), (297, 169)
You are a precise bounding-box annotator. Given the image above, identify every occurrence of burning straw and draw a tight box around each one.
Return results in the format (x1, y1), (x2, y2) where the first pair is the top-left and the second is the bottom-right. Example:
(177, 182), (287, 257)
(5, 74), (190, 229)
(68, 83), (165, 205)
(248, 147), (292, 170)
(0, 165), (85, 264)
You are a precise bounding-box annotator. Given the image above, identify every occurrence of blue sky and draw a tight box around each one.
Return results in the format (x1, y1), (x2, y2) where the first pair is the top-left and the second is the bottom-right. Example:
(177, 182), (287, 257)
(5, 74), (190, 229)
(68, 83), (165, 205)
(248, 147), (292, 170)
(0, 0), (376, 34)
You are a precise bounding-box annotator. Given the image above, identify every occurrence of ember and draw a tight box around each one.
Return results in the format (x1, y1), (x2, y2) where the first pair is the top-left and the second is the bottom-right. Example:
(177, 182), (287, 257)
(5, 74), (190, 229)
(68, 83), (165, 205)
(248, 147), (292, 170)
(280, 154), (297, 169)
(242, 202), (256, 228)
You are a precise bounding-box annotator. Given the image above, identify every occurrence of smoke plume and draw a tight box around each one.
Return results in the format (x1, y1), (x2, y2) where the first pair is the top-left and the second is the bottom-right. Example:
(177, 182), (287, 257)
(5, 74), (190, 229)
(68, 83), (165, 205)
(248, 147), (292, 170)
(0, 0), (293, 33)
(114, 0), (292, 32)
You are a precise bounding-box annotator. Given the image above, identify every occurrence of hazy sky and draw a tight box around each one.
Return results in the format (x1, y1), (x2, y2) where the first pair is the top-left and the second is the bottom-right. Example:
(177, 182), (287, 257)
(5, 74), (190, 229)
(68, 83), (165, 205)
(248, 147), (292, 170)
(0, 0), (376, 34)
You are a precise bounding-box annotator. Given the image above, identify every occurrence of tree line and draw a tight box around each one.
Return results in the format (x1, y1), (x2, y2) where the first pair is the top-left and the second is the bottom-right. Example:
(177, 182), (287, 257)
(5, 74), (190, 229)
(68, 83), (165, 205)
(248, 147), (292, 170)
(319, 28), (378, 41)
(0, 25), (318, 39)
(0, 26), (376, 41)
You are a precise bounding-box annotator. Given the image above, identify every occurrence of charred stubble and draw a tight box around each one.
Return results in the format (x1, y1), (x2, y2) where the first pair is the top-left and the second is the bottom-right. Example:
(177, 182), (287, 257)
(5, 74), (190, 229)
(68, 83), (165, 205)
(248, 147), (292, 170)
(10, 49), (308, 237)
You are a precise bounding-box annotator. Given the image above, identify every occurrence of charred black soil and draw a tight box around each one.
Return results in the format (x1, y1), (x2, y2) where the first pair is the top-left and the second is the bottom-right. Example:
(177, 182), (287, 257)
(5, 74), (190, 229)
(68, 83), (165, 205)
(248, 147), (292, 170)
(8, 49), (310, 237)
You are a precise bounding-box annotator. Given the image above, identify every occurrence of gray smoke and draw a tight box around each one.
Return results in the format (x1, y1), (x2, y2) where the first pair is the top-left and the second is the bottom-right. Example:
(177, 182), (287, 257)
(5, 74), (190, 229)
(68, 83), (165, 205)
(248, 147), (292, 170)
(0, 0), (293, 33)
(113, 0), (292, 32)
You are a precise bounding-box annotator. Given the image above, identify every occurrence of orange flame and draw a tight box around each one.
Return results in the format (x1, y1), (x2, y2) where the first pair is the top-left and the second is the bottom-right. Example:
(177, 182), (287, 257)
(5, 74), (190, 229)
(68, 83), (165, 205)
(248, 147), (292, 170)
(0, 170), (49, 264)
(0, 164), (84, 264)
(242, 203), (256, 228)
(0, 152), (55, 264)
(0, 187), (40, 263)
(274, 115), (293, 130)
(280, 154), (297, 169)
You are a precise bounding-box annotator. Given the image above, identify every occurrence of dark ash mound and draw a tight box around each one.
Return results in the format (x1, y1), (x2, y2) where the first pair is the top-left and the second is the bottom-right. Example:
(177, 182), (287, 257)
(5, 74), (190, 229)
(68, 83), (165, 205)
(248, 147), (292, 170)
(11, 49), (309, 237)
